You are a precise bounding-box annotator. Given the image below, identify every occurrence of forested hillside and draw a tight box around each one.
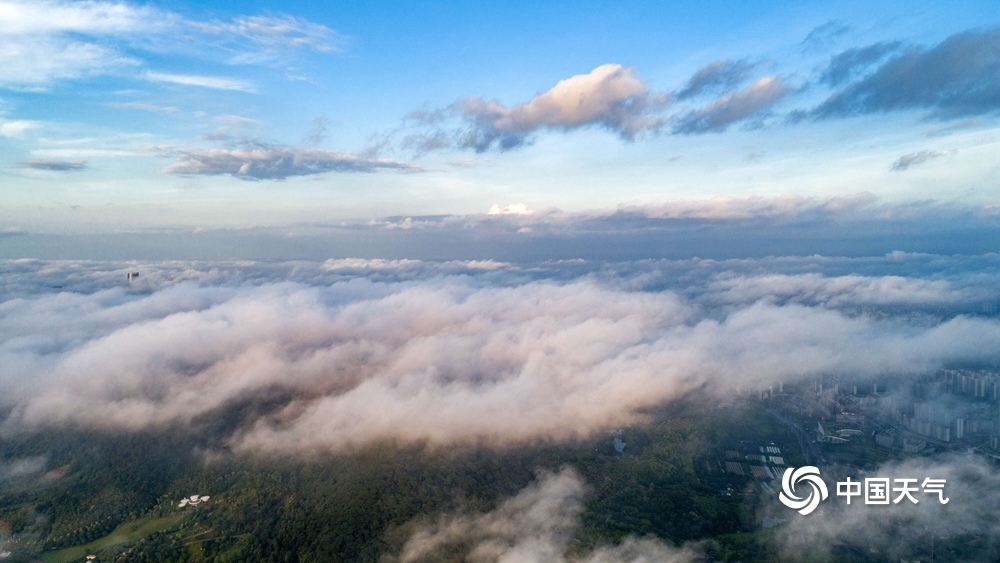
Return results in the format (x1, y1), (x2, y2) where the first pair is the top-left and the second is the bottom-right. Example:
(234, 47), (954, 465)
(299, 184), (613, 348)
(1, 399), (779, 562)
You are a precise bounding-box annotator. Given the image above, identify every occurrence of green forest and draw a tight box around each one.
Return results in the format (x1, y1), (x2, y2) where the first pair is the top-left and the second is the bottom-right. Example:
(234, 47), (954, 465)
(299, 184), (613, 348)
(0, 398), (897, 562)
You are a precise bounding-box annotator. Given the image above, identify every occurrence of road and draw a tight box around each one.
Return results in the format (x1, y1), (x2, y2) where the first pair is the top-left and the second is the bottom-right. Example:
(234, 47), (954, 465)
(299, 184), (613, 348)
(765, 407), (826, 466)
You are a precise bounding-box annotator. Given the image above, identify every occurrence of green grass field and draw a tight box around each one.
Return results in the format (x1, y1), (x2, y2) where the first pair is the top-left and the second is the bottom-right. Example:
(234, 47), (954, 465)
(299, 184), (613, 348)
(40, 512), (185, 563)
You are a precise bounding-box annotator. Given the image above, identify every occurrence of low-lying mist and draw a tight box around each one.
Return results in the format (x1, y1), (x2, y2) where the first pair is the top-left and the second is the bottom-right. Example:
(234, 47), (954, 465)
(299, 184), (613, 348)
(2, 255), (998, 455)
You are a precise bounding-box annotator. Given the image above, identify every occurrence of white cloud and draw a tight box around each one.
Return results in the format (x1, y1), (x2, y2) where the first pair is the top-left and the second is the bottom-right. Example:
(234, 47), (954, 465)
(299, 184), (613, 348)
(0, 119), (39, 137)
(106, 101), (180, 113)
(422, 64), (668, 152)
(396, 468), (698, 563)
(488, 203), (534, 215)
(0, 0), (165, 35)
(0, 35), (136, 88)
(143, 71), (255, 92)
(0, 1), (153, 88)
(0, 1), (339, 89)
(471, 64), (662, 132)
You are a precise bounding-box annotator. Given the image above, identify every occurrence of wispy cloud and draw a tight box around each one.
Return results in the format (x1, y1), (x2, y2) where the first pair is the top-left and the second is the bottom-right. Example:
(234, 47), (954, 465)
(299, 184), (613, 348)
(0, 0), (159, 88)
(106, 101), (180, 113)
(162, 144), (421, 179)
(0, 1), (339, 89)
(673, 76), (789, 134)
(674, 59), (758, 99)
(802, 20), (851, 50)
(890, 150), (950, 171)
(0, 455), (47, 481)
(396, 469), (699, 562)
(29, 148), (133, 158)
(197, 133), (232, 142)
(190, 15), (345, 65)
(303, 115), (332, 146)
(0, 119), (39, 137)
(144, 71), (254, 92)
(19, 159), (87, 171)
(0, 0), (166, 35)
(0, 35), (138, 89)
(624, 192), (878, 220)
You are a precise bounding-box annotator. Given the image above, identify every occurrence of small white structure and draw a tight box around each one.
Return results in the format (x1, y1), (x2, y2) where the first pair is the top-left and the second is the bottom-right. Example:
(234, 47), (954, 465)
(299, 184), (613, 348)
(178, 494), (211, 508)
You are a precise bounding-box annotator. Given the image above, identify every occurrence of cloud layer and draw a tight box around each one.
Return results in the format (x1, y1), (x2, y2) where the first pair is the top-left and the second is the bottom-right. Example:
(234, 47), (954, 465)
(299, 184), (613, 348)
(4, 196), (1000, 261)
(2, 256), (999, 456)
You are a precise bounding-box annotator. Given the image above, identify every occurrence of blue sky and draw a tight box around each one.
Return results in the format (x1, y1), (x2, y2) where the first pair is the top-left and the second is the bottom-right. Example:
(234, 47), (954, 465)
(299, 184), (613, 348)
(1, 0), (999, 243)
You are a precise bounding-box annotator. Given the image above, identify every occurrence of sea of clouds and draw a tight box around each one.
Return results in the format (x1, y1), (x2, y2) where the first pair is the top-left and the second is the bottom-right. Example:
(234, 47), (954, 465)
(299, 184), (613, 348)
(2, 254), (999, 453)
(3, 254), (1000, 559)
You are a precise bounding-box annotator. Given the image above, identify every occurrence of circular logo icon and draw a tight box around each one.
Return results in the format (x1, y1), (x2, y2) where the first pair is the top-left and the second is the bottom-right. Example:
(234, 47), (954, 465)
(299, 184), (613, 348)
(779, 466), (828, 515)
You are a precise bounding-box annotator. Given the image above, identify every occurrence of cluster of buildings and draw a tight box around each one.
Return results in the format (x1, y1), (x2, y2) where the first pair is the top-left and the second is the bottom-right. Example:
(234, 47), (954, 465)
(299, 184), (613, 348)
(816, 422), (864, 443)
(872, 428), (930, 453)
(876, 370), (1000, 448)
(758, 369), (1000, 453)
(702, 443), (788, 496)
(178, 495), (210, 508)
